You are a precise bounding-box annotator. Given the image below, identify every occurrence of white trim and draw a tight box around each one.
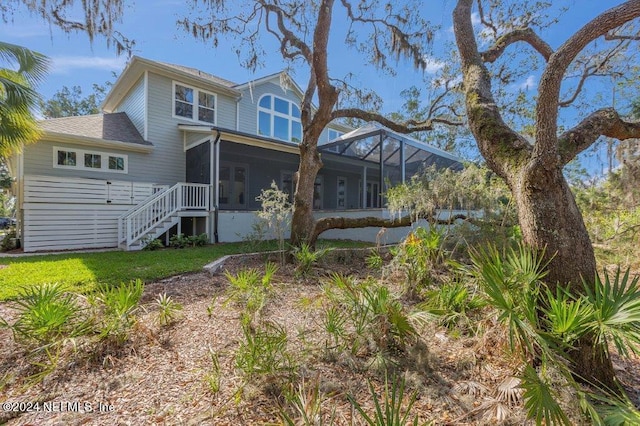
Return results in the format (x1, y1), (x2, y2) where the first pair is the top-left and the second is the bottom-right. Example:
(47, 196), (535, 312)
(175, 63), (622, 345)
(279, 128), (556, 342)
(143, 70), (149, 141)
(184, 135), (211, 152)
(256, 93), (302, 143)
(172, 80), (218, 125)
(42, 132), (153, 153)
(53, 146), (129, 174)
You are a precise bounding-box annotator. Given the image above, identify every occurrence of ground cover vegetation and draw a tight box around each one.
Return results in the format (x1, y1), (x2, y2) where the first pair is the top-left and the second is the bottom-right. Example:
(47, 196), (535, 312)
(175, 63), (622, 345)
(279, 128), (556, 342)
(1, 168), (639, 425)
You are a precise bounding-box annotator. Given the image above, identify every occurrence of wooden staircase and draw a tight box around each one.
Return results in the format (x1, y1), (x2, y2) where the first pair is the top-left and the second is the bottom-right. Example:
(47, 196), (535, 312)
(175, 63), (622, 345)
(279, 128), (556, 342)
(118, 183), (210, 250)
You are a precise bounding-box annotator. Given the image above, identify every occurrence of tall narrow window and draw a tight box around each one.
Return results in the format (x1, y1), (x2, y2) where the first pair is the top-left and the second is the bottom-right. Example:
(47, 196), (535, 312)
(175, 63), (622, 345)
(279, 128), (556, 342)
(257, 94), (302, 143)
(219, 164), (248, 210)
(174, 84), (193, 119)
(198, 91), (215, 123)
(337, 176), (347, 209)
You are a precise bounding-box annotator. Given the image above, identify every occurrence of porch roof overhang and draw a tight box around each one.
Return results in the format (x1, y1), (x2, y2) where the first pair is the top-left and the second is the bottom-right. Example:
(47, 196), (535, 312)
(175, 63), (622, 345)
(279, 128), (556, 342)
(177, 124), (300, 155)
(318, 122), (464, 171)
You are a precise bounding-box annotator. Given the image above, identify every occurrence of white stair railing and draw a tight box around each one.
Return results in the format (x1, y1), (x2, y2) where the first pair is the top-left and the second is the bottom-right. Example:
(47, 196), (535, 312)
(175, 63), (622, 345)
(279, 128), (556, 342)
(118, 183), (210, 249)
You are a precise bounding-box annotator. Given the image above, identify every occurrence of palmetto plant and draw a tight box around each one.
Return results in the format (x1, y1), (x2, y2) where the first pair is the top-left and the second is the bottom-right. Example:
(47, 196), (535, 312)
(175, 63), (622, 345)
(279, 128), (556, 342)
(292, 243), (333, 277)
(347, 374), (419, 426)
(323, 273), (416, 356)
(10, 283), (90, 346)
(155, 292), (183, 326)
(90, 279), (144, 345)
(224, 262), (278, 325)
(469, 242), (640, 424)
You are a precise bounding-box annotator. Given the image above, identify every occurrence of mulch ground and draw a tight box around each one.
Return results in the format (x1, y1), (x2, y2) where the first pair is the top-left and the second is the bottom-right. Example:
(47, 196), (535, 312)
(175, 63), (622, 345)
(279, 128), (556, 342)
(1, 250), (639, 425)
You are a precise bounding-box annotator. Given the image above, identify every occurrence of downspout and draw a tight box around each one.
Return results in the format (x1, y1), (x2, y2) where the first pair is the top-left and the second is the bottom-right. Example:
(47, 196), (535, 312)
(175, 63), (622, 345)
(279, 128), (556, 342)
(212, 129), (221, 243)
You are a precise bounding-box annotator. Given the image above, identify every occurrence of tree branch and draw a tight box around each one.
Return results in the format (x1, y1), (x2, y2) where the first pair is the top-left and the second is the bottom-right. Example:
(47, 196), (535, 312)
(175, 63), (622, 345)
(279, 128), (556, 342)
(330, 108), (463, 132)
(558, 108), (640, 165)
(453, 0), (532, 179)
(480, 28), (554, 63)
(535, 0), (640, 164)
(311, 213), (469, 245)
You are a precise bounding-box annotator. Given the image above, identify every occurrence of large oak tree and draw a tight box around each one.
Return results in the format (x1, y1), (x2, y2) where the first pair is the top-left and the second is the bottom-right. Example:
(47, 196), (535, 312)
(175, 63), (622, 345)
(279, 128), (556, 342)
(452, 0), (640, 388)
(181, 0), (463, 247)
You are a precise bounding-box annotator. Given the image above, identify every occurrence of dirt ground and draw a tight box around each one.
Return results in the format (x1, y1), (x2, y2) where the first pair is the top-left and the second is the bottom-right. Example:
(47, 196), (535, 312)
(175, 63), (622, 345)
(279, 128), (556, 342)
(1, 250), (639, 425)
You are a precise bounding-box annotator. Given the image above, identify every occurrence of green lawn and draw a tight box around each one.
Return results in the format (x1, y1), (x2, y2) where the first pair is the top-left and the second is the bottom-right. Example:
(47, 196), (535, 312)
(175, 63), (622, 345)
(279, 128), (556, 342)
(0, 240), (370, 300)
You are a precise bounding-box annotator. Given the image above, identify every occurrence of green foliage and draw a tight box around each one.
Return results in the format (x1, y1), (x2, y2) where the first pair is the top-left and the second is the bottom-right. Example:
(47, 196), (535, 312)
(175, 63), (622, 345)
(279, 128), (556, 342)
(169, 233), (208, 248)
(390, 226), (448, 294)
(235, 321), (294, 380)
(154, 293), (183, 326)
(0, 41), (49, 155)
(90, 279), (144, 345)
(420, 280), (485, 331)
(292, 243), (333, 277)
(224, 262), (277, 325)
(142, 237), (163, 251)
(520, 365), (571, 426)
(386, 163), (513, 223)
(323, 274), (416, 356)
(581, 268), (640, 357)
(9, 283), (89, 346)
(204, 346), (222, 394)
(366, 249), (384, 271)
(469, 242), (640, 423)
(1, 229), (17, 251)
(280, 378), (336, 426)
(256, 181), (292, 264)
(469, 242), (549, 355)
(39, 83), (110, 118)
(347, 374), (418, 426)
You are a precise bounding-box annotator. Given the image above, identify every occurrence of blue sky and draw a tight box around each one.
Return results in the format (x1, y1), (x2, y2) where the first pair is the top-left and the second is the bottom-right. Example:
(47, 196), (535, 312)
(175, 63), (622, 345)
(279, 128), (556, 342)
(0, 1), (630, 173)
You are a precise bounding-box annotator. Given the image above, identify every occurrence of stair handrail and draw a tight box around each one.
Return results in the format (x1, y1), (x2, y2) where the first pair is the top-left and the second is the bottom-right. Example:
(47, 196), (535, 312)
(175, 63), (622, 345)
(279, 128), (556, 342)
(118, 183), (211, 249)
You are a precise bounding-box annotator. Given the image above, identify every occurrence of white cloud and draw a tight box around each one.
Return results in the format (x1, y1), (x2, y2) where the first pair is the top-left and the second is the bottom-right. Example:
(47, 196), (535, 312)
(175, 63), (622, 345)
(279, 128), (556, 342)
(516, 75), (538, 91)
(50, 55), (127, 74)
(422, 56), (446, 74)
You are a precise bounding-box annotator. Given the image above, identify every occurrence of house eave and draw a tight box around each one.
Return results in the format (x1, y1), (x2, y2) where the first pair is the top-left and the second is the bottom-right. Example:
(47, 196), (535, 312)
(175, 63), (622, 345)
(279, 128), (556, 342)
(178, 124), (300, 155)
(40, 132), (154, 153)
(103, 57), (241, 112)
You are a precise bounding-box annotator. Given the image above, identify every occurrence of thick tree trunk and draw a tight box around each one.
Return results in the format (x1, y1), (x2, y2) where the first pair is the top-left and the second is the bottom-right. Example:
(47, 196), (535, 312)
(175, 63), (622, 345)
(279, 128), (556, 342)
(510, 164), (618, 390)
(290, 130), (323, 247)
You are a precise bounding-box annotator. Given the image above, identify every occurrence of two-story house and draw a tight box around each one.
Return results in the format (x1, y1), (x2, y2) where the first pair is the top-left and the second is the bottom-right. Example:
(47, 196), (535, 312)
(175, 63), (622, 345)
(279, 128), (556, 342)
(8, 56), (463, 252)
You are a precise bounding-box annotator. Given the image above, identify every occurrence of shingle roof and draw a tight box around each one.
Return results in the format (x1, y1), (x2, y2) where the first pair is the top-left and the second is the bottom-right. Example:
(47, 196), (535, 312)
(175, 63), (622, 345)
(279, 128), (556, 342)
(156, 61), (238, 88)
(38, 112), (152, 146)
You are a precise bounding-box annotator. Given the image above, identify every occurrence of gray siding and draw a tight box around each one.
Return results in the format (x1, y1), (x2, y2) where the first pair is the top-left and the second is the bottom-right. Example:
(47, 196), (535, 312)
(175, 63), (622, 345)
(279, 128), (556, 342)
(114, 75), (146, 137)
(144, 72), (239, 184)
(23, 140), (154, 183)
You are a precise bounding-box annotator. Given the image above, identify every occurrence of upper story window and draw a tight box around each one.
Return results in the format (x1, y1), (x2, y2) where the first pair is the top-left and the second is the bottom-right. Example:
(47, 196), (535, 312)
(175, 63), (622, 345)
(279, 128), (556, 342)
(327, 129), (344, 141)
(258, 94), (302, 143)
(173, 82), (216, 124)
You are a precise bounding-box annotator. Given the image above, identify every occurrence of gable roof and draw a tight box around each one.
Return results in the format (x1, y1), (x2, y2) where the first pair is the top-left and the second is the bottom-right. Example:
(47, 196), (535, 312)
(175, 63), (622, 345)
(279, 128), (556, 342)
(38, 112), (153, 152)
(157, 61), (238, 88)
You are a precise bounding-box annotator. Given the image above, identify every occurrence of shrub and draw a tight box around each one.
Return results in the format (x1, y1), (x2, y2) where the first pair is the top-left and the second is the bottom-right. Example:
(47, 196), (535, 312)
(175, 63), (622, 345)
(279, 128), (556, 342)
(155, 293), (183, 326)
(235, 320), (295, 380)
(224, 262), (278, 325)
(10, 283), (90, 347)
(90, 279), (144, 345)
(142, 237), (164, 251)
(292, 243), (333, 277)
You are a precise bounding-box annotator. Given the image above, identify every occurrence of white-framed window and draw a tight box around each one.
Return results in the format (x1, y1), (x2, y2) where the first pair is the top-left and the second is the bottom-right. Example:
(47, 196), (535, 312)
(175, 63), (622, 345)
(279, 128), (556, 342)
(327, 129), (343, 141)
(173, 81), (216, 124)
(258, 94), (302, 143)
(53, 146), (128, 174)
